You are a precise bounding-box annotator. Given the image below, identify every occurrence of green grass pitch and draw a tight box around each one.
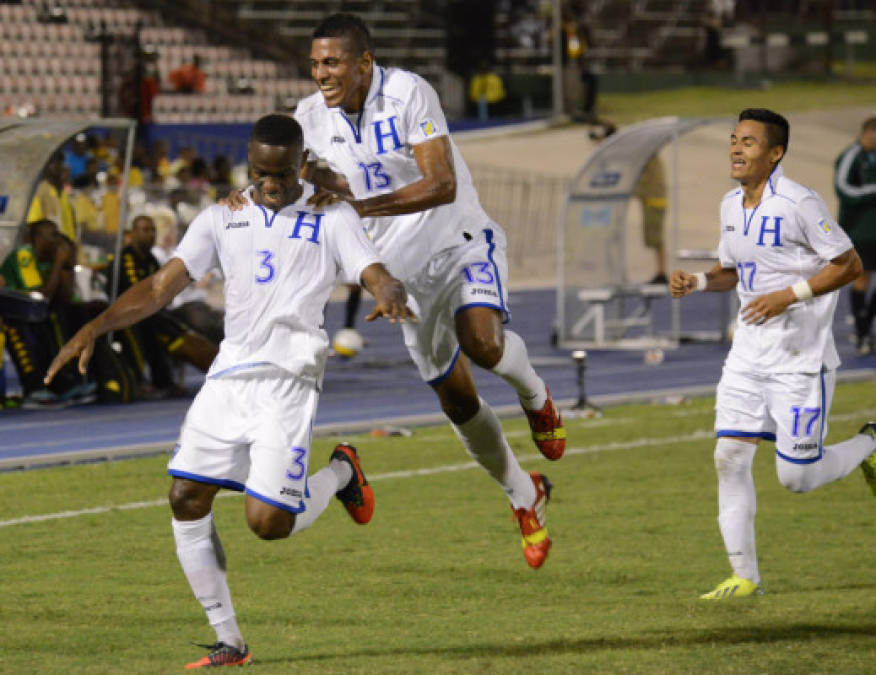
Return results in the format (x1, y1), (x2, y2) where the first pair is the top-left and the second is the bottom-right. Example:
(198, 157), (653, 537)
(1, 380), (874, 673)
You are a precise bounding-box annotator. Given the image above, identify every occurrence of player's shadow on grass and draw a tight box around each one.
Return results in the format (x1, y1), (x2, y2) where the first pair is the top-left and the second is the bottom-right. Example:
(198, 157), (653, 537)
(258, 622), (876, 664)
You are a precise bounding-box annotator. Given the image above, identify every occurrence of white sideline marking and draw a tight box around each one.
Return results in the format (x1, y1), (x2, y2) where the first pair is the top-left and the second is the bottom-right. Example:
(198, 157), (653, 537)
(2, 407), (872, 529)
(0, 429), (715, 529)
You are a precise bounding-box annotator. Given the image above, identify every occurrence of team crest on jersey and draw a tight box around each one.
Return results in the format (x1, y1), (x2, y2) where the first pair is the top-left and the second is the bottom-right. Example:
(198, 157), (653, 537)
(420, 118), (438, 137)
(818, 218), (832, 234)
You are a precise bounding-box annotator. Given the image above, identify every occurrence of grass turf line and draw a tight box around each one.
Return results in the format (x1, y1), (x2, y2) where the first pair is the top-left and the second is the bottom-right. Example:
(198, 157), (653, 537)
(0, 381), (874, 673)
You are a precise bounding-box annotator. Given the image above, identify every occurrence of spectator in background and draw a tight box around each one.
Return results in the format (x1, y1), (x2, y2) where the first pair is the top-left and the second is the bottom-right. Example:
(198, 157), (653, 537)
(635, 155), (669, 284)
(700, 3), (727, 69)
(169, 54), (207, 94)
(210, 154), (233, 199)
(468, 60), (507, 121)
(559, 5), (598, 122)
(149, 139), (173, 185)
(835, 115), (876, 355)
(64, 133), (91, 182)
(590, 123), (668, 283)
(27, 152), (77, 242)
(0, 220), (95, 408)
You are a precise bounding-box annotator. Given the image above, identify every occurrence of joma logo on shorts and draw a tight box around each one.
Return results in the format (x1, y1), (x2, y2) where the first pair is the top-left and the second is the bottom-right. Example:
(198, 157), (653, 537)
(281, 487), (302, 498)
(472, 288), (498, 297)
(793, 442), (817, 450)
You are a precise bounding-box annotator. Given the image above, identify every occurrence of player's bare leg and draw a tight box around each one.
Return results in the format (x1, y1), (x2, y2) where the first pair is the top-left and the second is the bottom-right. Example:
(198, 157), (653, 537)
(455, 306), (565, 460)
(433, 354), (551, 567)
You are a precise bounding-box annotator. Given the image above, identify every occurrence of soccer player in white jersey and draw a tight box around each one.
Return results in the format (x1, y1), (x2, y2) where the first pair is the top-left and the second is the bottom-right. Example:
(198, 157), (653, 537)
(671, 108), (876, 600)
(295, 12), (563, 569)
(44, 114), (413, 667)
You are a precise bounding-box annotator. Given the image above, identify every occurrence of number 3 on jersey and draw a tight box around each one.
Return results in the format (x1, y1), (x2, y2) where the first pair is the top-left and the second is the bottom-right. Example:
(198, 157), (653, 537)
(256, 249), (275, 284)
(462, 262), (494, 284)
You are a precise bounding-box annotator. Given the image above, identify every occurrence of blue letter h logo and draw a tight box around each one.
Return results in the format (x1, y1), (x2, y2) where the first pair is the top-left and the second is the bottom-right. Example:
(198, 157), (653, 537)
(289, 211), (322, 244)
(372, 116), (402, 155)
(757, 215), (782, 247)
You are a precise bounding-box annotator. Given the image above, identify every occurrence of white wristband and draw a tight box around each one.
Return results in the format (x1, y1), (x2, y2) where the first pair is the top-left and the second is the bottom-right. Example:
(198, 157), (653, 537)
(692, 272), (707, 292)
(791, 280), (814, 302)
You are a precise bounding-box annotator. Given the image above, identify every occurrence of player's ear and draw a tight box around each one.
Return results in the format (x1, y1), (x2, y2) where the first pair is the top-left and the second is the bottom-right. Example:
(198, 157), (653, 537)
(359, 50), (373, 73)
(769, 145), (784, 165)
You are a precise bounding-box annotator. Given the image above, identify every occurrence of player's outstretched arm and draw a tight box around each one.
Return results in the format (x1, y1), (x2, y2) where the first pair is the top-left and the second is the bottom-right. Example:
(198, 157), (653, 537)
(360, 263), (416, 324)
(349, 137), (456, 218)
(741, 247), (863, 324)
(670, 263), (736, 298)
(44, 259), (192, 382)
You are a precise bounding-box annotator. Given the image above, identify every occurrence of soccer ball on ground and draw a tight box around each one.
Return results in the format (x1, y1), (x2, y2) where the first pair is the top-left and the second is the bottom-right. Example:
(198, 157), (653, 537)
(332, 328), (364, 358)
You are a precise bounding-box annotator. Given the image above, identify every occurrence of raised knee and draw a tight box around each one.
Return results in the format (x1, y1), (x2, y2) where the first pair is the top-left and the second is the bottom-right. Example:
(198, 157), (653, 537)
(776, 463), (814, 493)
(460, 333), (503, 370)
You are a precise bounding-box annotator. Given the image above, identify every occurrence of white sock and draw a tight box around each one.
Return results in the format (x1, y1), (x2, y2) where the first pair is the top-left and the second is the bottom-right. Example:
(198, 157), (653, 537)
(451, 398), (536, 509)
(776, 432), (876, 493)
(172, 513), (245, 651)
(290, 463), (346, 534)
(490, 330), (547, 410)
(714, 438), (760, 584)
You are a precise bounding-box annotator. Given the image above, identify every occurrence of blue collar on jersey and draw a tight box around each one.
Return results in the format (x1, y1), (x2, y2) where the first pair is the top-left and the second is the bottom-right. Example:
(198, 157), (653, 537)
(244, 183), (308, 228)
(337, 66), (386, 143)
(765, 163), (784, 196)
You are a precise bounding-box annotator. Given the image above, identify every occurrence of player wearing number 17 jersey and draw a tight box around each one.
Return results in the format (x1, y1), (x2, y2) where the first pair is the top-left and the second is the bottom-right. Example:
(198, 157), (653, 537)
(671, 108), (876, 600)
(290, 13), (564, 569)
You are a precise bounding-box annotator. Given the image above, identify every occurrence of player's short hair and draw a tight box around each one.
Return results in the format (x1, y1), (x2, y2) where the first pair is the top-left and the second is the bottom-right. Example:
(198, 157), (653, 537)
(312, 13), (373, 55)
(739, 108), (790, 162)
(251, 114), (303, 149)
(861, 116), (876, 133)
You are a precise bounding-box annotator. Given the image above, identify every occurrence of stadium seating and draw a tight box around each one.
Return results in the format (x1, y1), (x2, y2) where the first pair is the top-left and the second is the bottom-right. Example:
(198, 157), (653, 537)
(0, 0), (317, 122)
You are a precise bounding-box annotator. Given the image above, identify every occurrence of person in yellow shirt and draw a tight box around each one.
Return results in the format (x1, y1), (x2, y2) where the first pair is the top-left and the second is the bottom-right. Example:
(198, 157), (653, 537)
(468, 61), (506, 121)
(27, 152), (77, 242)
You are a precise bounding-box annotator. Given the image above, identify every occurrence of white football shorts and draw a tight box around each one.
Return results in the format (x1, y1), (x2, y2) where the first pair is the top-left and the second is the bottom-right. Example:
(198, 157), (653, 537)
(168, 371), (318, 513)
(400, 226), (510, 384)
(715, 365), (835, 463)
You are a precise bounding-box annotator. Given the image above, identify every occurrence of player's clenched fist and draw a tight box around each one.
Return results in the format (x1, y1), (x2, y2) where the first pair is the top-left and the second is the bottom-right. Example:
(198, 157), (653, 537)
(670, 270), (700, 298)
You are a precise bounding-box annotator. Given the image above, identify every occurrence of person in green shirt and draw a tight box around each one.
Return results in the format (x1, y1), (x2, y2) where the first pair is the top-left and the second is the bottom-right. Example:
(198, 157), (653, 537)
(835, 116), (876, 355)
(0, 220), (94, 407)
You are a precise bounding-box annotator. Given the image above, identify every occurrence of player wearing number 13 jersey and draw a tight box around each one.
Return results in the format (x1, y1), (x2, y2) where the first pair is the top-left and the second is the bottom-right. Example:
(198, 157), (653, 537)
(288, 13), (564, 568)
(671, 108), (875, 600)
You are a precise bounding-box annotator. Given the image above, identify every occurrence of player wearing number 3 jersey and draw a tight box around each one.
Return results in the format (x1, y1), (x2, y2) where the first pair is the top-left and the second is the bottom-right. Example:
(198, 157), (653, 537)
(45, 114), (413, 667)
(671, 108), (876, 600)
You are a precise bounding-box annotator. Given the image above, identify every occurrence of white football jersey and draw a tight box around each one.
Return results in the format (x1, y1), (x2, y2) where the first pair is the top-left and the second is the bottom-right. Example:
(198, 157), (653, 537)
(295, 64), (495, 282)
(173, 185), (380, 380)
(717, 165), (854, 374)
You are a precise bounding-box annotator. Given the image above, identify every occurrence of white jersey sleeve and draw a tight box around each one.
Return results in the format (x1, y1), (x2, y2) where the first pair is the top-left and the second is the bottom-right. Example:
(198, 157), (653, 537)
(796, 192), (854, 262)
(325, 202), (382, 285)
(173, 206), (221, 280)
(717, 193), (737, 268)
(403, 74), (449, 146)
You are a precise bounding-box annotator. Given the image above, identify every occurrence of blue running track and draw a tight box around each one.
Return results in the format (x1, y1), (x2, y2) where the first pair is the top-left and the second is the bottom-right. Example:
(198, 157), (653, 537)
(1, 288), (872, 469)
